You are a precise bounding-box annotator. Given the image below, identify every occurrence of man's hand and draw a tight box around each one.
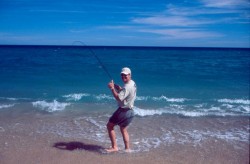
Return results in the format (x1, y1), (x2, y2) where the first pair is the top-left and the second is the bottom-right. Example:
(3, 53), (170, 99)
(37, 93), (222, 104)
(108, 80), (115, 90)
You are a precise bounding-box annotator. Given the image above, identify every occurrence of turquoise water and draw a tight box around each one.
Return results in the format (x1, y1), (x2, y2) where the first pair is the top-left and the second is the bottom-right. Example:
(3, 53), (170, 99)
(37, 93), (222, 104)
(0, 45), (249, 116)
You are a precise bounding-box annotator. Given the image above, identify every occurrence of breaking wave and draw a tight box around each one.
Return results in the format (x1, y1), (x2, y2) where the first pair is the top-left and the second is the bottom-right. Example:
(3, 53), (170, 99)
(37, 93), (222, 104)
(62, 93), (90, 101)
(0, 104), (15, 109)
(32, 100), (70, 112)
(1, 94), (249, 116)
(218, 99), (250, 105)
(134, 104), (250, 117)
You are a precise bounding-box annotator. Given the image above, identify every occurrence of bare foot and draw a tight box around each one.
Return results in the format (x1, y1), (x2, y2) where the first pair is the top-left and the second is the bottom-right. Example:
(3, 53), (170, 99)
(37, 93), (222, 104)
(105, 147), (119, 153)
(125, 149), (132, 153)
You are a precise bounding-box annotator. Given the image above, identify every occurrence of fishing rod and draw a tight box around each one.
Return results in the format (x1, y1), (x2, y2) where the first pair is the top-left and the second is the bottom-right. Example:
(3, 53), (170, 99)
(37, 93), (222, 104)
(72, 41), (113, 80)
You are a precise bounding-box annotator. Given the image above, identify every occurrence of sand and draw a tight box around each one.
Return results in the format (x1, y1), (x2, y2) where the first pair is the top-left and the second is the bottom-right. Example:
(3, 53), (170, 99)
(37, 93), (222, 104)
(1, 133), (249, 164)
(0, 109), (249, 164)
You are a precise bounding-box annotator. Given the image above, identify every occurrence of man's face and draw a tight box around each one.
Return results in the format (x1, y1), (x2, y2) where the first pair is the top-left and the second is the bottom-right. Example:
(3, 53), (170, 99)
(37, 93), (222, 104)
(121, 73), (131, 83)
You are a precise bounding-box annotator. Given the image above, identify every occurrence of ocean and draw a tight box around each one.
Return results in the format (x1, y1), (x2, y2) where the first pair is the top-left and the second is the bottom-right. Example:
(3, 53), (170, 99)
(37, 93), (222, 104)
(0, 45), (249, 162)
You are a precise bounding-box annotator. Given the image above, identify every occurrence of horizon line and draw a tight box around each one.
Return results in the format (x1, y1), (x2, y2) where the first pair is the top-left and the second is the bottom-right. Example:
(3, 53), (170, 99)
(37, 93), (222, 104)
(0, 44), (249, 49)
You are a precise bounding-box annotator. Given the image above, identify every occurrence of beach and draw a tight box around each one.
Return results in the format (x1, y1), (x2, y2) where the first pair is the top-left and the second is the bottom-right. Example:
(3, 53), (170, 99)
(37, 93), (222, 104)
(0, 106), (249, 164)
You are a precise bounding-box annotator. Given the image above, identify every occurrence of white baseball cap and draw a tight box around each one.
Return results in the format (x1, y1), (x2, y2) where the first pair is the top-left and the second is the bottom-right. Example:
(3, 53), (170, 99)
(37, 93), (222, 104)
(121, 67), (131, 75)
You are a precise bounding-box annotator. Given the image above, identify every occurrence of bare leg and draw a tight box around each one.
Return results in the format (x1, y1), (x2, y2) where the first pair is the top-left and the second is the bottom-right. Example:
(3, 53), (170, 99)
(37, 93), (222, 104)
(106, 122), (118, 152)
(120, 126), (130, 151)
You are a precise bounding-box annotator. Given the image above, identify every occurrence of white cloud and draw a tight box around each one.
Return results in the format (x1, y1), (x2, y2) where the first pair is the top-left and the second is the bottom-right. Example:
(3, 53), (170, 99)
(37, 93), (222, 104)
(139, 28), (223, 39)
(164, 4), (245, 16)
(200, 0), (250, 8)
(127, 1), (248, 40)
(132, 15), (216, 27)
(131, 2), (249, 28)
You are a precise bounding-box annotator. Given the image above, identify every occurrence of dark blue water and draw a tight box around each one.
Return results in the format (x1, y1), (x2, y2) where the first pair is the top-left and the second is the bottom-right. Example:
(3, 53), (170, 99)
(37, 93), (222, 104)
(0, 45), (249, 116)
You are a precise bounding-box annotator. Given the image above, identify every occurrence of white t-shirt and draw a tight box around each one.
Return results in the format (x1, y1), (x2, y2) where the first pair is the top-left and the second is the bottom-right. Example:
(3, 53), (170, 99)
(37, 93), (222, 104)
(118, 80), (137, 109)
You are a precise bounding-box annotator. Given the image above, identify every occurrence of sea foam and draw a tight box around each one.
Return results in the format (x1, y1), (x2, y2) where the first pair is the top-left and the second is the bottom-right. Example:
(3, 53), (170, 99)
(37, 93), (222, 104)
(152, 96), (186, 102)
(95, 94), (113, 100)
(63, 93), (90, 101)
(136, 95), (186, 103)
(218, 99), (250, 105)
(36, 115), (249, 153)
(0, 104), (15, 109)
(134, 107), (165, 117)
(133, 105), (249, 117)
(32, 100), (70, 112)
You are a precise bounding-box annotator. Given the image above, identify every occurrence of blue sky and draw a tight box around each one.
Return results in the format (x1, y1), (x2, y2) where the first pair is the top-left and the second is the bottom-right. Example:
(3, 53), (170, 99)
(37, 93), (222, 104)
(0, 0), (249, 47)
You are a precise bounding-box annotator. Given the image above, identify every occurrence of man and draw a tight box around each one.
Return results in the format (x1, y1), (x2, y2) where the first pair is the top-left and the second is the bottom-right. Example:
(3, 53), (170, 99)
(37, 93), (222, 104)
(106, 67), (137, 153)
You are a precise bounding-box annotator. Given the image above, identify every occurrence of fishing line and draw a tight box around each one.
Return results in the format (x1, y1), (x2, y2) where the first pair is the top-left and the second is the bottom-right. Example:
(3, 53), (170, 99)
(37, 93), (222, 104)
(72, 41), (113, 80)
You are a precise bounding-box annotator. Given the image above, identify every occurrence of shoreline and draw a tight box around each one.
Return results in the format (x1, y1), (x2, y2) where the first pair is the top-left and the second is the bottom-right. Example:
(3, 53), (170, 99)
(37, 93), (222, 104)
(0, 110), (249, 164)
(1, 133), (249, 164)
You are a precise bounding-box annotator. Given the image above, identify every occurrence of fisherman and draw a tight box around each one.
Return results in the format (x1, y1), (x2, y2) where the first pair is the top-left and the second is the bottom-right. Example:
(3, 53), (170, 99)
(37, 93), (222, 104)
(106, 67), (137, 152)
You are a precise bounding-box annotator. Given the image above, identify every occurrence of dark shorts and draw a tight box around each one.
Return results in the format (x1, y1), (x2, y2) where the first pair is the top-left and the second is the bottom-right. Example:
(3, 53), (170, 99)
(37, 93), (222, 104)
(109, 107), (134, 127)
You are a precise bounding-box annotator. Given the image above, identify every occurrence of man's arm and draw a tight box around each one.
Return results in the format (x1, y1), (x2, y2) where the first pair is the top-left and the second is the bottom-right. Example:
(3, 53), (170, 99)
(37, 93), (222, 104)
(108, 80), (121, 102)
(110, 87), (120, 102)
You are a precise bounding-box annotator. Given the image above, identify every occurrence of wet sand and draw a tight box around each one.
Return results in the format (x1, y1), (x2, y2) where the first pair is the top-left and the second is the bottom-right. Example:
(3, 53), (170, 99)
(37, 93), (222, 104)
(0, 109), (249, 164)
(1, 133), (249, 164)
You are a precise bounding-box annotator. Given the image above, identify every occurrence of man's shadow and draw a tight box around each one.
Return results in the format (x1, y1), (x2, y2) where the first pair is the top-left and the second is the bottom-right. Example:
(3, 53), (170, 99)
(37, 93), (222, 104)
(53, 141), (104, 153)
